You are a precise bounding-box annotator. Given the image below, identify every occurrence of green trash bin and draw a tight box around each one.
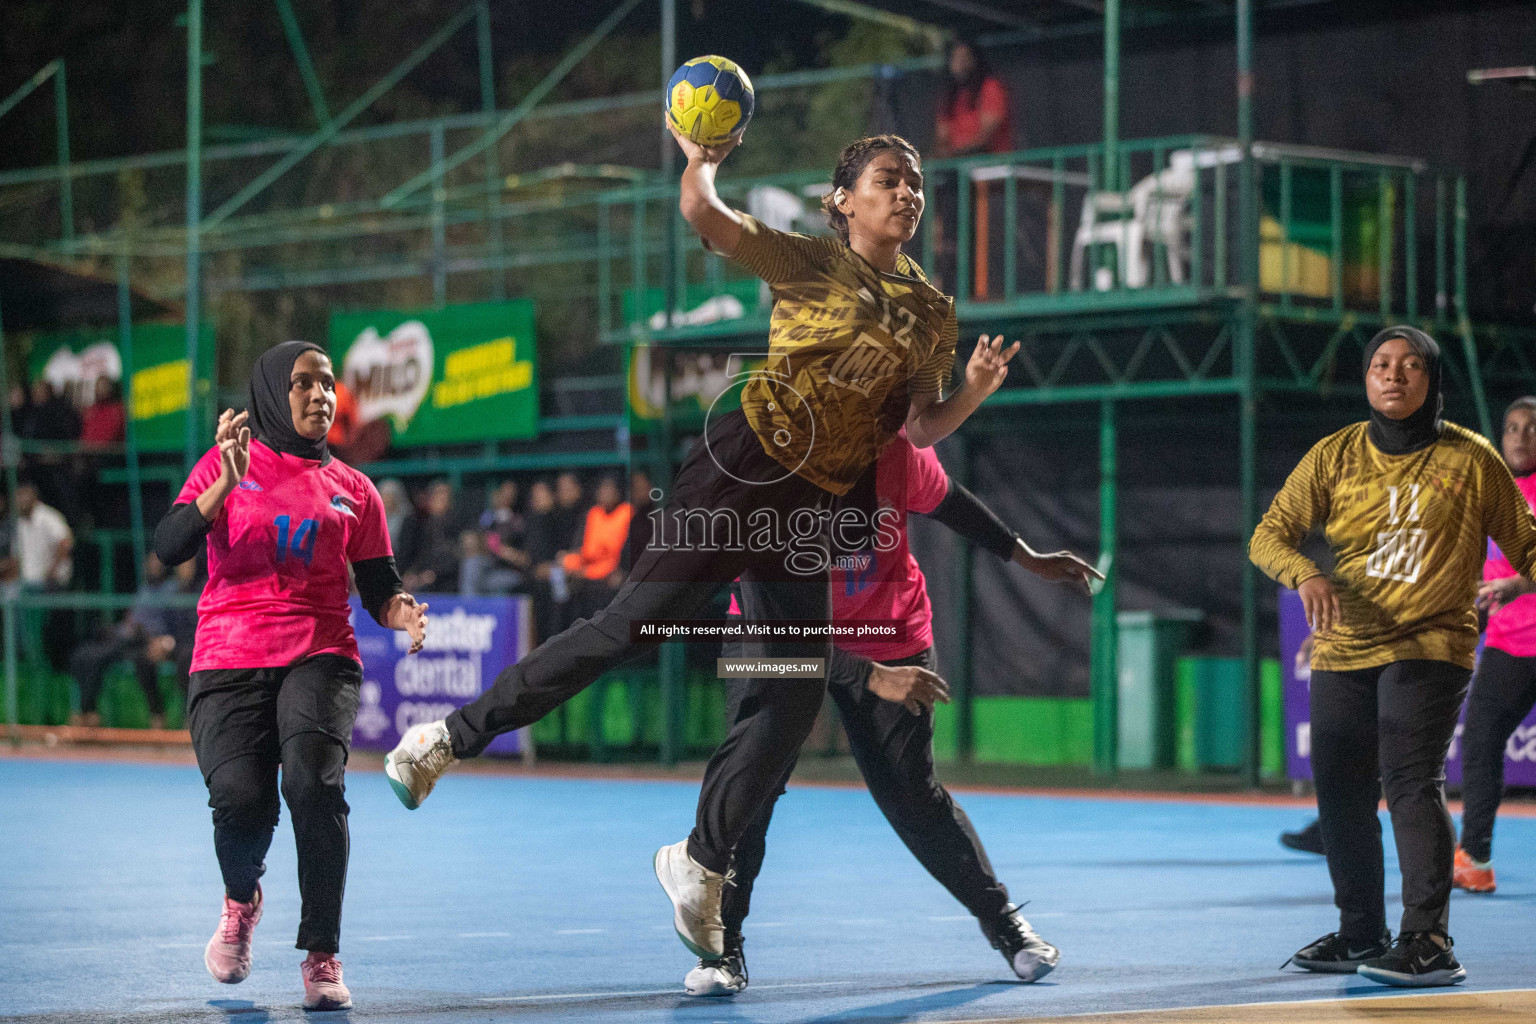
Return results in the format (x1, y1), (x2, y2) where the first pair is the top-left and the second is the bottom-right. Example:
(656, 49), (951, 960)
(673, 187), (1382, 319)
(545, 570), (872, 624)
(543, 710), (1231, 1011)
(1116, 609), (1204, 770)
(1191, 657), (1245, 771)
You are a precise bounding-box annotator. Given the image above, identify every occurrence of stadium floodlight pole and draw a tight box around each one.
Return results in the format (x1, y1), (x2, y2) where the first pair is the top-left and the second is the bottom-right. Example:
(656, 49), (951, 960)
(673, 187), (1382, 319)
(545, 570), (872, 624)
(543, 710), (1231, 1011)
(185, 0), (203, 474)
(202, 3), (479, 230)
(273, 0), (332, 128)
(1102, 0), (1119, 194)
(1091, 399), (1118, 776)
(0, 292), (14, 741)
(380, 0), (646, 210)
(1236, 0), (1262, 789)
(661, 0), (677, 327)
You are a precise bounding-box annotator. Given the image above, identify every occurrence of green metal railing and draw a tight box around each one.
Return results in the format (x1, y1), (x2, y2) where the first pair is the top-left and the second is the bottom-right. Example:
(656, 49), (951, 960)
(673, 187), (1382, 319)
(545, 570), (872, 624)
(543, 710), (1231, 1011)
(583, 135), (1474, 346)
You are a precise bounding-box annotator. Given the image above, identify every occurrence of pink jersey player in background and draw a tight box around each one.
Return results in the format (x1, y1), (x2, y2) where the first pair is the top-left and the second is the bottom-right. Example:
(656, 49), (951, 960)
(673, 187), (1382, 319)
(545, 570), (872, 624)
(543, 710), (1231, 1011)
(153, 341), (428, 1011)
(1456, 396), (1536, 894)
(694, 432), (1099, 997)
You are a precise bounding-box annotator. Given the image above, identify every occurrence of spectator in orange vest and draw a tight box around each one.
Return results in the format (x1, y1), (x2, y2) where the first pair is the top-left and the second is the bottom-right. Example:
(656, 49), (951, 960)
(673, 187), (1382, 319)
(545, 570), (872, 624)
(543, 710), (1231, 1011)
(563, 476), (632, 620)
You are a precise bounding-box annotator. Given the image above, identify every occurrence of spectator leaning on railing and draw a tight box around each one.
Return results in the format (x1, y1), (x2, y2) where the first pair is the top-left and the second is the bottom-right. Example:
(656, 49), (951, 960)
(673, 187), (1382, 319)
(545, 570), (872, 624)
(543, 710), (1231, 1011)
(69, 553), (200, 729)
(377, 478), (410, 553)
(522, 479), (567, 642)
(399, 479), (460, 593)
(461, 479), (531, 597)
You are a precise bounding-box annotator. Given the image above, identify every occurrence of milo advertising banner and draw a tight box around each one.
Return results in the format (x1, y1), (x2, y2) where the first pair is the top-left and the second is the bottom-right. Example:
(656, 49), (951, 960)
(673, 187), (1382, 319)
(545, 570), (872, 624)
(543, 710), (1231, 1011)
(328, 300), (538, 447)
(27, 324), (215, 451)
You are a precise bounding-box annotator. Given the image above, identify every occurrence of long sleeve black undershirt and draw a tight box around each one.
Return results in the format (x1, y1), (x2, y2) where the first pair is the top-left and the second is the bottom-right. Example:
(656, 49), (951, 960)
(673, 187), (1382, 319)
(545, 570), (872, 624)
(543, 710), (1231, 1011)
(154, 502), (213, 567)
(919, 480), (1018, 561)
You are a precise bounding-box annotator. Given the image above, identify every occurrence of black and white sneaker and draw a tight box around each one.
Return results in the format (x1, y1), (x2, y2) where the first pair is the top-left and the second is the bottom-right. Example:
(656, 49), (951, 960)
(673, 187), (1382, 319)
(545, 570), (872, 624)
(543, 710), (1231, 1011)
(684, 935), (747, 997)
(1357, 932), (1466, 988)
(980, 904), (1059, 982)
(1283, 931), (1391, 973)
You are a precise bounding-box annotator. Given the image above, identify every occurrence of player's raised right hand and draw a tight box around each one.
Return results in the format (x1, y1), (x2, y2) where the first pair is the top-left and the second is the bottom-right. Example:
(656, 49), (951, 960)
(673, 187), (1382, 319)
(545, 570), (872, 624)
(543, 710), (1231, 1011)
(216, 409), (252, 485)
(666, 118), (740, 166)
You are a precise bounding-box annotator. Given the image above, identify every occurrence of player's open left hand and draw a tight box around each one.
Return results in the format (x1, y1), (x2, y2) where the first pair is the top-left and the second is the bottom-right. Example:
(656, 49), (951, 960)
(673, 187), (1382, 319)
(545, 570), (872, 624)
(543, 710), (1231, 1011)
(965, 334), (1021, 397)
(868, 662), (951, 716)
(215, 409), (251, 485)
(1013, 545), (1104, 595)
(665, 118), (740, 166)
(1476, 575), (1536, 616)
(386, 593), (430, 655)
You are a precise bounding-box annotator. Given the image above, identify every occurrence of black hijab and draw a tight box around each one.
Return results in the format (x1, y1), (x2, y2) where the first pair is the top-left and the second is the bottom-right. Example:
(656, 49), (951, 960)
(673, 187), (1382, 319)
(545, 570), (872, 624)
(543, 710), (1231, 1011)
(247, 340), (331, 464)
(1363, 326), (1442, 456)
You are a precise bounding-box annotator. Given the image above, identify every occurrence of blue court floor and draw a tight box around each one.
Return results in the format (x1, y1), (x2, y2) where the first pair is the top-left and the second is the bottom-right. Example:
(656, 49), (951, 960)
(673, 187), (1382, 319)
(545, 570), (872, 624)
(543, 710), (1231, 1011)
(1, 757), (1531, 1023)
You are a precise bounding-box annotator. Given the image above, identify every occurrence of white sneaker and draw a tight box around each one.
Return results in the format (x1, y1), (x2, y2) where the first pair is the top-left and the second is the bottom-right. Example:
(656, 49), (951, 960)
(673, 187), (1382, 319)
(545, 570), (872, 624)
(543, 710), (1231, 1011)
(654, 840), (727, 957)
(385, 720), (457, 810)
(684, 937), (747, 996)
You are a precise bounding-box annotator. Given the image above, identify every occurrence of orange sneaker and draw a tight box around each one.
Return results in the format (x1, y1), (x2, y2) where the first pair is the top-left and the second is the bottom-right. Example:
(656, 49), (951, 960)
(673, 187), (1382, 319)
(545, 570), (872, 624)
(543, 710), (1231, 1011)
(1453, 847), (1496, 893)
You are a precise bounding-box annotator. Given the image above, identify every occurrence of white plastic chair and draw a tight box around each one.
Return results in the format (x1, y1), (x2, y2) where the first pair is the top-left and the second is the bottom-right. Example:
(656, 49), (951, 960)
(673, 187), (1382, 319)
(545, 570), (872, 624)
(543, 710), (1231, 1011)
(1069, 150), (1199, 290)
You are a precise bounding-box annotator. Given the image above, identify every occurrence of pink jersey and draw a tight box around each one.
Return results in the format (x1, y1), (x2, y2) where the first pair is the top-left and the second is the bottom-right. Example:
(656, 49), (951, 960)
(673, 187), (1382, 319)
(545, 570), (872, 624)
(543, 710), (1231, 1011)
(177, 440), (392, 671)
(1485, 472), (1536, 658)
(727, 436), (949, 659)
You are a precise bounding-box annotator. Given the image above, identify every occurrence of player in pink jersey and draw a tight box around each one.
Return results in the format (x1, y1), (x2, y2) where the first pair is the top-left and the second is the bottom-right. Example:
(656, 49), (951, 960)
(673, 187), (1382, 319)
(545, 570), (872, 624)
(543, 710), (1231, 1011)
(153, 341), (428, 1011)
(1457, 396), (1536, 894)
(687, 433), (1099, 997)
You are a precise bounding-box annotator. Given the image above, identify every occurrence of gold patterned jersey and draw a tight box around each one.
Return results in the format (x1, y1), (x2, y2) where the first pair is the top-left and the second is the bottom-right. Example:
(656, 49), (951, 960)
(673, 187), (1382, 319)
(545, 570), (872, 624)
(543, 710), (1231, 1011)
(727, 214), (958, 496)
(1250, 421), (1536, 671)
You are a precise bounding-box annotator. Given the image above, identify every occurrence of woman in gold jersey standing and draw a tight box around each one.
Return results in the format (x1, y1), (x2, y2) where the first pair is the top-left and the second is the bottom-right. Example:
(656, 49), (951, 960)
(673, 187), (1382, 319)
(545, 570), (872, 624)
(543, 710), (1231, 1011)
(1252, 326), (1536, 988)
(384, 124), (1020, 962)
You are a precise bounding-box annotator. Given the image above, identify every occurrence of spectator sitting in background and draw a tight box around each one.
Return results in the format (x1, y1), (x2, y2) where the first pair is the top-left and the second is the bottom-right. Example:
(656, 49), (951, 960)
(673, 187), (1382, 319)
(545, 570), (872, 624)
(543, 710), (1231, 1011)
(69, 554), (198, 729)
(19, 378), (82, 444)
(378, 478), (410, 553)
(623, 468), (655, 575)
(0, 488), (17, 584)
(563, 475), (632, 620)
(553, 471), (587, 556)
(935, 38), (1013, 157)
(462, 479), (530, 596)
(19, 380), (84, 525)
(80, 378), (126, 449)
(522, 479), (566, 642)
(13, 480), (72, 591)
(400, 479), (460, 592)
(12, 479), (73, 674)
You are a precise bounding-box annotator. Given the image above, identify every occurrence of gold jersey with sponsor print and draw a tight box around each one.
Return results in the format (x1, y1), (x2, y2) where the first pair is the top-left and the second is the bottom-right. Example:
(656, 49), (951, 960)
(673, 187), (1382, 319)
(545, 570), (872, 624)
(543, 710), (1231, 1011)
(726, 214), (958, 497)
(1250, 421), (1536, 671)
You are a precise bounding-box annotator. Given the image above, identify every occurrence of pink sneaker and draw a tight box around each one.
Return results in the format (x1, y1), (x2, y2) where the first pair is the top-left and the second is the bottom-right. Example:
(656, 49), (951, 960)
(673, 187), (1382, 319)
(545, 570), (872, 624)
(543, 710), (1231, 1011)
(301, 952), (353, 1011)
(204, 885), (263, 983)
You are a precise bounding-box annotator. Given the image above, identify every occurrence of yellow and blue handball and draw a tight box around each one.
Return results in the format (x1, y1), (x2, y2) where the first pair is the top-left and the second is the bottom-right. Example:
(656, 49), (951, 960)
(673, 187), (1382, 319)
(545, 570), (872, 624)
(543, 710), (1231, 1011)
(666, 55), (754, 146)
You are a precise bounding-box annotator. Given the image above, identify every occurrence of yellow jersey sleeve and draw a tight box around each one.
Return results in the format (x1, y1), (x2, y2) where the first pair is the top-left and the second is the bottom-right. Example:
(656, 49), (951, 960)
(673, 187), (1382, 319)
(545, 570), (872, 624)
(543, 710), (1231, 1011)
(911, 308), (958, 399)
(1250, 432), (1336, 590)
(1480, 440), (1536, 579)
(727, 213), (840, 286)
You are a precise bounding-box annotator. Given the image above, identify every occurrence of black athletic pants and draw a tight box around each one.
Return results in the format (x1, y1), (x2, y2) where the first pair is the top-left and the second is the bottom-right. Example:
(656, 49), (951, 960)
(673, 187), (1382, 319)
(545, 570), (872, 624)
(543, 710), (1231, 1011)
(1310, 659), (1470, 941)
(187, 654), (362, 954)
(719, 645), (1012, 937)
(1459, 646), (1536, 863)
(447, 410), (833, 874)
